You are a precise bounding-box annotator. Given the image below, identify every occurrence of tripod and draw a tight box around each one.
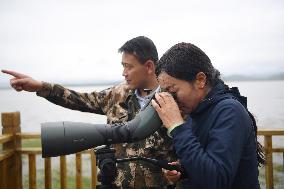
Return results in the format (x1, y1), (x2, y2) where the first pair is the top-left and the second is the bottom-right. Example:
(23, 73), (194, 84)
(95, 145), (185, 189)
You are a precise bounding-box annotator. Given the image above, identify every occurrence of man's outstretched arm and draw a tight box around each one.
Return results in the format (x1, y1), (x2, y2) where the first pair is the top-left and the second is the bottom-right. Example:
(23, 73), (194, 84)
(2, 69), (108, 115)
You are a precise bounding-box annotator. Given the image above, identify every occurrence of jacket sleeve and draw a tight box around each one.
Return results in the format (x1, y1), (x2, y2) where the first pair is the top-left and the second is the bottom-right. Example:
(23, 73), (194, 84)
(171, 100), (252, 189)
(36, 82), (113, 115)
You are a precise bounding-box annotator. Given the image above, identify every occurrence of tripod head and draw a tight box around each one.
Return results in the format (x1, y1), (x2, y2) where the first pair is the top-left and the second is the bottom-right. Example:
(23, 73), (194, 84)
(94, 145), (186, 189)
(95, 145), (117, 189)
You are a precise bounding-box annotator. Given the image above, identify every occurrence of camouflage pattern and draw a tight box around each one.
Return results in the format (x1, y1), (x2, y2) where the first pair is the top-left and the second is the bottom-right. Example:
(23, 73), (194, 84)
(37, 82), (178, 189)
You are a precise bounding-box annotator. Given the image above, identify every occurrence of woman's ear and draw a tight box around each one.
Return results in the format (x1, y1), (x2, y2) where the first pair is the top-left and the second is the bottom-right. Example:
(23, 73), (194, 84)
(195, 72), (207, 89)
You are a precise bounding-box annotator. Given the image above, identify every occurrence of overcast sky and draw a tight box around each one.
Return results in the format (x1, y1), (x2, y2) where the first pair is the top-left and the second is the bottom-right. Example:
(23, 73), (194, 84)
(0, 0), (284, 85)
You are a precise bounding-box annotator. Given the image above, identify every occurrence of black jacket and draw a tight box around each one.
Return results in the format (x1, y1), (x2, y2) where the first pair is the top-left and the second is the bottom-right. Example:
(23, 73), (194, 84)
(172, 82), (260, 189)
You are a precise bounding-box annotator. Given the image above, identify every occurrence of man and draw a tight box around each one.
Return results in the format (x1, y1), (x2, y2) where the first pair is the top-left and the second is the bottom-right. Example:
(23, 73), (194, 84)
(151, 42), (265, 189)
(2, 36), (176, 188)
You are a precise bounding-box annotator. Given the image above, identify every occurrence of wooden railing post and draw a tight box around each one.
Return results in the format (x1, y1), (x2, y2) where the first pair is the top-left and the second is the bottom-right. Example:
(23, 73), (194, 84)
(264, 135), (273, 189)
(44, 158), (52, 189)
(1, 112), (23, 189)
(76, 153), (82, 189)
(29, 154), (36, 189)
(60, 156), (67, 189)
(91, 152), (96, 189)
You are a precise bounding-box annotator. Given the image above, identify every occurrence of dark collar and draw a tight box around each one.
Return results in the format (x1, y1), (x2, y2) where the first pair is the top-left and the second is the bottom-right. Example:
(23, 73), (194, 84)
(191, 82), (246, 117)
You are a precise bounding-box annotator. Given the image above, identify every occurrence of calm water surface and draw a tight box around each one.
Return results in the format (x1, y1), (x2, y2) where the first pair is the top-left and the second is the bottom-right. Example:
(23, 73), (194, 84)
(1, 80), (284, 159)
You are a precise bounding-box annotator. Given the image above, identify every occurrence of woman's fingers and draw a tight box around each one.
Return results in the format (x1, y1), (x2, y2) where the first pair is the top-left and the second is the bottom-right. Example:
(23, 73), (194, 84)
(152, 92), (183, 128)
(154, 93), (166, 106)
(154, 92), (175, 107)
(160, 92), (174, 99)
(151, 99), (161, 111)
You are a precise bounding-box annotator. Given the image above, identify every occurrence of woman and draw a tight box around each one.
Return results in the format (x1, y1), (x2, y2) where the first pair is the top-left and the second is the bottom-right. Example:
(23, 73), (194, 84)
(152, 43), (265, 189)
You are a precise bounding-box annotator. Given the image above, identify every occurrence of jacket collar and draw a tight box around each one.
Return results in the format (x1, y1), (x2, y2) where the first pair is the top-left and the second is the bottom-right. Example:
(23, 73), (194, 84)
(190, 81), (247, 117)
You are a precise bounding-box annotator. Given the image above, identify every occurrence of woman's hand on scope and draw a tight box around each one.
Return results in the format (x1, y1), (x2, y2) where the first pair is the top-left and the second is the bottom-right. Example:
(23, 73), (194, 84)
(151, 92), (184, 129)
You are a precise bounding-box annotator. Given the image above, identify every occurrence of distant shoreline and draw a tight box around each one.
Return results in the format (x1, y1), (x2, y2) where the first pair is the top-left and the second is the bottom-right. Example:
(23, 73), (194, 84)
(1, 76), (284, 89)
(0, 80), (123, 89)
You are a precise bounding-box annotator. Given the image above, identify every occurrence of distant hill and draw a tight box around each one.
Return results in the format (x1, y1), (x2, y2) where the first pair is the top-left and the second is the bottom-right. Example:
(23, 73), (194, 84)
(223, 73), (284, 81)
(267, 73), (284, 80)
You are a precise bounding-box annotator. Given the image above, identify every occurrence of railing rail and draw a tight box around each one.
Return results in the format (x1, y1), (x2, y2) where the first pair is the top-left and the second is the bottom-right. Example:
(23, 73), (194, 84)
(1, 111), (284, 189)
(0, 112), (97, 189)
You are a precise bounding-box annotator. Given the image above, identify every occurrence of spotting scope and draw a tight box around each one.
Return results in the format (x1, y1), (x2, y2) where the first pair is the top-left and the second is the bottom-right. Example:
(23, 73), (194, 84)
(41, 89), (162, 157)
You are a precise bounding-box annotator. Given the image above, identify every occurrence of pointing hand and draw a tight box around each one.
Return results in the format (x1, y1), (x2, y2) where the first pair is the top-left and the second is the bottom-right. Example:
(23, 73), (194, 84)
(2, 70), (43, 92)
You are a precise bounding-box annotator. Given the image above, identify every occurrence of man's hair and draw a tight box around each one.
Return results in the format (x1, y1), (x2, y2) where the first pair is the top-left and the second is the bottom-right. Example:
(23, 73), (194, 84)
(156, 42), (220, 87)
(118, 36), (158, 65)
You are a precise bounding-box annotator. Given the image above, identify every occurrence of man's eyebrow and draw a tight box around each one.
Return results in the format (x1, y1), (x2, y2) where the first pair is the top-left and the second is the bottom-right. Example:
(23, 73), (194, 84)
(121, 62), (130, 66)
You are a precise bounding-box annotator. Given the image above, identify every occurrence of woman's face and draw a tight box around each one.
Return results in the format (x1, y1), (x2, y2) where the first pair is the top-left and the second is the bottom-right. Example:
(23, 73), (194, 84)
(158, 72), (205, 114)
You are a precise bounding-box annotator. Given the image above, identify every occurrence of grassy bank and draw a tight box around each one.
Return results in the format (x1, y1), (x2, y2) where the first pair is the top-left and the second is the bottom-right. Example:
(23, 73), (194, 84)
(259, 164), (284, 189)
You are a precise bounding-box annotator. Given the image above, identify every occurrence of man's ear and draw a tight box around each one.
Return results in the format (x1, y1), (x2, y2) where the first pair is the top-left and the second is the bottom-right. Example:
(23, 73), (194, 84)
(144, 60), (155, 74)
(195, 72), (207, 89)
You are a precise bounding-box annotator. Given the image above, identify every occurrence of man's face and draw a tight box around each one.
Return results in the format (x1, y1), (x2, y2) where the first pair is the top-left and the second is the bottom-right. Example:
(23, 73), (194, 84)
(121, 52), (149, 89)
(158, 72), (203, 114)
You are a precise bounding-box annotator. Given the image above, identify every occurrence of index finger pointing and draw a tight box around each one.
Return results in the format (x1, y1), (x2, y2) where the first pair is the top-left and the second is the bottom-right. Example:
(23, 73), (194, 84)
(1, 70), (28, 78)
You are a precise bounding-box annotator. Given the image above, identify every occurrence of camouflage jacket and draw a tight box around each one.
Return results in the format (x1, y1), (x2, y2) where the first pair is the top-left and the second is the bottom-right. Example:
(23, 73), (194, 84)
(37, 82), (177, 188)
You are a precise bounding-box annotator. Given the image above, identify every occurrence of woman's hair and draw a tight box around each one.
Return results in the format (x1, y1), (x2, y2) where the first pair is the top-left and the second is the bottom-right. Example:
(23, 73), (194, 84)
(157, 42), (265, 166)
(248, 112), (266, 165)
(156, 42), (220, 87)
